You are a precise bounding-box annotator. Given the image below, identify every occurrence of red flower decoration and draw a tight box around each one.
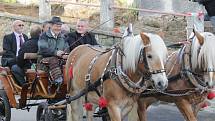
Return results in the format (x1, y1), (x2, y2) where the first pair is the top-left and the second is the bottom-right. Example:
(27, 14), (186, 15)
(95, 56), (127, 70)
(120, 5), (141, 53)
(207, 91), (215, 100)
(84, 102), (93, 111)
(98, 97), (108, 108)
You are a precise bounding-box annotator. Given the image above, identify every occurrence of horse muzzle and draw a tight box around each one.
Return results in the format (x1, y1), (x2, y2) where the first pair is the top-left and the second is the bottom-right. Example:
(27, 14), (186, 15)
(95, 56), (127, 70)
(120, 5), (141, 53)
(152, 74), (168, 91)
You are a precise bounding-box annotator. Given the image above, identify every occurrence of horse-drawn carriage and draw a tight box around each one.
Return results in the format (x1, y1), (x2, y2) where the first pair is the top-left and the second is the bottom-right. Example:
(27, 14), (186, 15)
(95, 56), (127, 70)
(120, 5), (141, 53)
(0, 53), (68, 121)
(0, 24), (214, 121)
(0, 24), (170, 121)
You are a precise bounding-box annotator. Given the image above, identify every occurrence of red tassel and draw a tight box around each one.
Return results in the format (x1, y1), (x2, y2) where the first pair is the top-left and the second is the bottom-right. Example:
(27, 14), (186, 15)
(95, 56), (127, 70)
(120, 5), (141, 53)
(98, 97), (108, 108)
(84, 103), (93, 111)
(207, 91), (215, 100)
(69, 65), (73, 79)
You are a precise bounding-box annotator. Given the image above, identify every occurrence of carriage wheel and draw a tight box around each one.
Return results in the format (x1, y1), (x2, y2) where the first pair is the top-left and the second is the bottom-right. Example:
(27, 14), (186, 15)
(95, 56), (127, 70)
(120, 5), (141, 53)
(36, 102), (53, 121)
(49, 108), (66, 121)
(37, 102), (66, 121)
(0, 90), (11, 121)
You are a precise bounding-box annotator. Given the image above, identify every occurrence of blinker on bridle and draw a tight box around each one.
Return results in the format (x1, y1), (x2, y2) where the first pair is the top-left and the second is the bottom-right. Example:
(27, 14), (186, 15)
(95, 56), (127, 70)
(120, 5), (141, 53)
(138, 46), (166, 76)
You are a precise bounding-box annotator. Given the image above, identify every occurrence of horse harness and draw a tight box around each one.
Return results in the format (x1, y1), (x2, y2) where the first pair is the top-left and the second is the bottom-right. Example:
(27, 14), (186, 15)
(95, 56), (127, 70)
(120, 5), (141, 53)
(66, 43), (166, 103)
(84, 44), (153, 98)
(141, 39), (213, 97)
(139, 48), (166, 75)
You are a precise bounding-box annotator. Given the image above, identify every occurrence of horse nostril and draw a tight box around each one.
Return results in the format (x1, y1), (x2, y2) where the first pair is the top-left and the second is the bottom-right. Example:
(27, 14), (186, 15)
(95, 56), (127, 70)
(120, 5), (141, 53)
(157, 81), (164, 88)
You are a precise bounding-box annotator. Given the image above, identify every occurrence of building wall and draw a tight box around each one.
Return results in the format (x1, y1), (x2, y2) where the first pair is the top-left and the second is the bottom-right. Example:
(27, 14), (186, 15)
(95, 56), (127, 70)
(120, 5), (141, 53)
(139, 0), (203, 17)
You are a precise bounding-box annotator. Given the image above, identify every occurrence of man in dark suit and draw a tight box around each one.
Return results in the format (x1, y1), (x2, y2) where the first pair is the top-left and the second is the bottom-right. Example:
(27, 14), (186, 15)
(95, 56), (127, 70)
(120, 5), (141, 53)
(65, 19), (98, 52)
(11, 25), (41, 86)
(1, 20), (28, 68)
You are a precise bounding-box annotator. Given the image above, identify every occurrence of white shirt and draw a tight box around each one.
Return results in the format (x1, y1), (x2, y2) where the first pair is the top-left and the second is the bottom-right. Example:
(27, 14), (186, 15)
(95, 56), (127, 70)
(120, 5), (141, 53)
(50, 30), (58, 39)
(14, 32), (25, 56)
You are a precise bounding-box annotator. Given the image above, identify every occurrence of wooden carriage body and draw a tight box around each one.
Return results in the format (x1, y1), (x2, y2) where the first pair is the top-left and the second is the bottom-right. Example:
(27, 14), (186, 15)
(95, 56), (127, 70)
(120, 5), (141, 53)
(0, 66), (67, 109)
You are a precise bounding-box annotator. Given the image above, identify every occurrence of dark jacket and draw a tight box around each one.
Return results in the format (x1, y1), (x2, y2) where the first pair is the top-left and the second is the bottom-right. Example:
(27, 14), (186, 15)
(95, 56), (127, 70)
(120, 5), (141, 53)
(16, 37), (39, 69)
(198, 0), (215, 17)
(38, 30), (69, 57)
(66, 31), (98, 52)
(1, 32), (28, 68)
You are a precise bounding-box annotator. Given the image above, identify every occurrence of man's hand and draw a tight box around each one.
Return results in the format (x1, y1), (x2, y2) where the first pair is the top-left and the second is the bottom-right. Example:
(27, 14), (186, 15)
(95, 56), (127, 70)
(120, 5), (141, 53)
(62, 55), (68, 59)
(56, 50), (65, 57)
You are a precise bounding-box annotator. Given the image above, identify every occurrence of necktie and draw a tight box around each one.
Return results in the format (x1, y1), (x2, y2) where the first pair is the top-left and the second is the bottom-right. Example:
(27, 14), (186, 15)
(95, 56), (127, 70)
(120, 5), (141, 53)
(19, 35), (24, 47)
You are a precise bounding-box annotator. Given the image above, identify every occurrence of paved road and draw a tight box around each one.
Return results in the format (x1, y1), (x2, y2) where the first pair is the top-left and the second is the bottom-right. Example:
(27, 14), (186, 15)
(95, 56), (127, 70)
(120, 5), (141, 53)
(147, 104), (215, 121)
(11, 103), (215, 121)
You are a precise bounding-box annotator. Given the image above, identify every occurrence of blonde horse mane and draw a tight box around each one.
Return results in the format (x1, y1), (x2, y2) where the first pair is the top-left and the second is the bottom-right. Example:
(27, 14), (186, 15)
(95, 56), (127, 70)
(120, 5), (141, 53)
(122, 33), (167, 72)
(191, 32), (215, 70)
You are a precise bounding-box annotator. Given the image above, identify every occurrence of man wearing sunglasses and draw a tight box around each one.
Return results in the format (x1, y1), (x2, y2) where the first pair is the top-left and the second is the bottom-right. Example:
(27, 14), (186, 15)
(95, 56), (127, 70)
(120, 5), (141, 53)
(66, 19), (98, 52)
(1, 20), (28, 68)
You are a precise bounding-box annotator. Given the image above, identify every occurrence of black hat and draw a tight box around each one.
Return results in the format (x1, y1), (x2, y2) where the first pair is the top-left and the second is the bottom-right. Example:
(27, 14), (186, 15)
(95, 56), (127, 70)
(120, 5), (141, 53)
(49, 16), (64, 25)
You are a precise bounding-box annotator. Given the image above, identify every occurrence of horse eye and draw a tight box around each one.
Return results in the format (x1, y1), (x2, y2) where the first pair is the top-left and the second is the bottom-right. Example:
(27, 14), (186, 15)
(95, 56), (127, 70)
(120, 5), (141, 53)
(147, 55), (152, 59)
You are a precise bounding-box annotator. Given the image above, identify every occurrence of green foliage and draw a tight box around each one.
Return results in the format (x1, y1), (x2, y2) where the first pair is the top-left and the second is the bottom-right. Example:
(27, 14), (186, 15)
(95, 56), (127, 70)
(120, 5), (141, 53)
(0, 0), (16, 3)
(117, 0), (127, 5)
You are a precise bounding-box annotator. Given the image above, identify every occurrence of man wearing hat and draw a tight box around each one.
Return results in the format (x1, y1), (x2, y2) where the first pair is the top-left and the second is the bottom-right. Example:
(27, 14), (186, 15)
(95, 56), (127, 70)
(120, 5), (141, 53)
(38, 16), (69, 92)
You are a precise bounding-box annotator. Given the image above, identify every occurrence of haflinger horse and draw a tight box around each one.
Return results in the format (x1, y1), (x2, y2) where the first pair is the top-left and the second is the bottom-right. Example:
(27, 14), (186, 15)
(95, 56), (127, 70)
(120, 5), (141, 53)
(64, 25), (168, 121)
(137, 30), (215, 121)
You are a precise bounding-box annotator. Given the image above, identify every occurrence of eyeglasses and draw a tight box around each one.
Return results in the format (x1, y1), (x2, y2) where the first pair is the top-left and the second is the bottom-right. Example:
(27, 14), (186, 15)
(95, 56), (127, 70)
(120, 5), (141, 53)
(18, 24), (24, 27)
(77, 25), (84, 28)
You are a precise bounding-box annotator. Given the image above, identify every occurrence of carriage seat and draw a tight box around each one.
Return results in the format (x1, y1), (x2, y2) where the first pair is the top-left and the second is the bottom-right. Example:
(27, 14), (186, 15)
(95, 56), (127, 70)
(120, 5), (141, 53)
(25, 69), (48, 78)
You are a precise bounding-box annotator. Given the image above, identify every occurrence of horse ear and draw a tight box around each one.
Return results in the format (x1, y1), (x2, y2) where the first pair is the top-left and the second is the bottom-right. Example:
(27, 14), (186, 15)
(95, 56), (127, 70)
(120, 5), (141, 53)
(140, 32), (150, 45)
(193, 29), (204, 45)
(157, 30), (165, 39)
(122, 23), (133, 38)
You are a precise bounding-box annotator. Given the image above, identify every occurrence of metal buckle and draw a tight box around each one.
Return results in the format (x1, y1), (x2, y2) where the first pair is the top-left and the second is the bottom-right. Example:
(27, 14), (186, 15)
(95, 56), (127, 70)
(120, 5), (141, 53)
(110, 68), (117, 75)
(85, 74), (91, 81)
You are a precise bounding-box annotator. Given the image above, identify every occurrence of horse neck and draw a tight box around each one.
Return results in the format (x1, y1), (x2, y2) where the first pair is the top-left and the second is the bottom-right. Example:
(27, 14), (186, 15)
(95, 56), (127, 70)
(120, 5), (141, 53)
(166, 49), (196, 90)
(165, 51), (181, 77)
(120, 58), (143, 83)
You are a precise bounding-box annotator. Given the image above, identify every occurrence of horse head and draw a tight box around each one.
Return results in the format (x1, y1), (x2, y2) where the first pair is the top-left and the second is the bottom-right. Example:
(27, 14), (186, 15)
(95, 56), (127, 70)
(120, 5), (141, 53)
(191, 30), (215, 88)
(122, 25), (168, 90)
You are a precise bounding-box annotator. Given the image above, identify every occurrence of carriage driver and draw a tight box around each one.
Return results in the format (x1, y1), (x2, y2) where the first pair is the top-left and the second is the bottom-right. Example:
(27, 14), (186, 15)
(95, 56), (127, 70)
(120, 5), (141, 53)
(38, 16), (69, 91)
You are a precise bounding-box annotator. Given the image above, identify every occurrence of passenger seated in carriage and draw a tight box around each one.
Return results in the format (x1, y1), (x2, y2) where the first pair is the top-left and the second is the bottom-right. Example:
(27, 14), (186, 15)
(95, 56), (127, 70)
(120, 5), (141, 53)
(65, 19), (98, 52)
(1, 20), (28, 68)
(37, 16), (69, 91)
(11, 25), (42, 86)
